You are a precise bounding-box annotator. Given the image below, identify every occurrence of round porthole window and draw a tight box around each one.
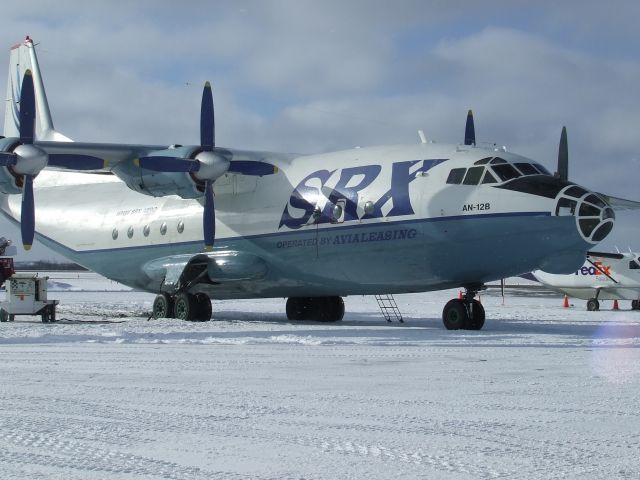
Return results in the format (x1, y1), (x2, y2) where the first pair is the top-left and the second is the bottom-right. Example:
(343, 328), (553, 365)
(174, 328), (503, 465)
(177, 220), (184, 234)
(127, 226), (134, 238)
(143, 225), (150, 237)
(111, 228), (118, 240)
(160, 222), (167, 235)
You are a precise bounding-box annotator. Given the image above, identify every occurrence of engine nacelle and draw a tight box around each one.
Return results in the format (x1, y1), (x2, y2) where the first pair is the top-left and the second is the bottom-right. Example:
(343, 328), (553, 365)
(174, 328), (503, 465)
(0, 137), (24, 194)
(112, 146), (204, 199)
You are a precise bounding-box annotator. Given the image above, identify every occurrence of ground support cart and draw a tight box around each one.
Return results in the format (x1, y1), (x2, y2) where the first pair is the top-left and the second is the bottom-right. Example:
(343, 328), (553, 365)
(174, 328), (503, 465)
(0, 274), (59, 323)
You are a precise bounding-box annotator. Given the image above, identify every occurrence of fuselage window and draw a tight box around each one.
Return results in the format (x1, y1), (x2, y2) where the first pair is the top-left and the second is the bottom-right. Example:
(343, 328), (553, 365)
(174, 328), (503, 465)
(446, 168), (466, 184)
(490, 157), (507, 164)
(491, 164), (521, 181)
(474, 157), (493, 165)
(463, 166), (484, 185)
(481, 170), (498, 184)
(514, 163), (539, 175)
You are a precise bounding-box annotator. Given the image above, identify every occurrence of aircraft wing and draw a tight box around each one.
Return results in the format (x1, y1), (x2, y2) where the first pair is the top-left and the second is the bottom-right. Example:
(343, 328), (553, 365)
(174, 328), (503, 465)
(142, 250), (269, 294)
(36, 141), (288, 173)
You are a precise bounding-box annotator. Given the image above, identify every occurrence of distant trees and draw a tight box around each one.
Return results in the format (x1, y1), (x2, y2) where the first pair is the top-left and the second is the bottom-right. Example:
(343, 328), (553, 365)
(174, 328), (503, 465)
(14, 260), (87, 271)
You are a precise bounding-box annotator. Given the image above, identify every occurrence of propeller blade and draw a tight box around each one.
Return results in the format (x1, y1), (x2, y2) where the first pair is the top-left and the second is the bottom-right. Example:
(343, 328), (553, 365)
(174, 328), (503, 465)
(21, 174), (35, 250)
(48, 154), (107, 170)
(0, 152), (17, 167)
(228, 160), (278, 176)
(19, 70), (36, 145)
(203, 180), (215, 251)
(464, 110), (475, 146)
(556, 126), (568, 181)
(200, 81), (215, 152)
(137, 156), (201, 173)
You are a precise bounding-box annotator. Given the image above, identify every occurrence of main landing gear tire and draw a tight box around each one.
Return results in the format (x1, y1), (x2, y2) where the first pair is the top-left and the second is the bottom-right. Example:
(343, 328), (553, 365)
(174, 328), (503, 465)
(587, 298), (600, 311)
(286, 296), (345, 322)
(152, 293), (174, 319)
(632, 300), (640, 310)
(0, 309), (7, 322)
(442, 287), (486, 330)
(153, 292), (212, 321)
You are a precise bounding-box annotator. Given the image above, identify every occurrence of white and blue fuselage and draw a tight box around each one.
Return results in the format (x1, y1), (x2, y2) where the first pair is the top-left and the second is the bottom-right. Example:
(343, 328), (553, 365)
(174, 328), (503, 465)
(0, 141), (607, 299)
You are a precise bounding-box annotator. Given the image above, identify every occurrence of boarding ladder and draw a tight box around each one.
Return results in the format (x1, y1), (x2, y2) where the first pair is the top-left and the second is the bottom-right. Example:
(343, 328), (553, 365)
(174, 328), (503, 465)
(374, 294), (404, 323)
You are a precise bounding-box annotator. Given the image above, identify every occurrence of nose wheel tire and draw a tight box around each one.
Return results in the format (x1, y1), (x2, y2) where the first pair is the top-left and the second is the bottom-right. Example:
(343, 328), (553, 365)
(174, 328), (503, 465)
(466, 299), (485, 330)
(587, 298), (600, 311)
(443, 299), (467, 330)
(442, 296), (485, 330)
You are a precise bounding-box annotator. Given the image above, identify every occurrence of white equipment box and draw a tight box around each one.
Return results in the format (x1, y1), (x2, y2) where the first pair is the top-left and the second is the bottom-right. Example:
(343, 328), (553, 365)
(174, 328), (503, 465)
(0, 274), (59, 323)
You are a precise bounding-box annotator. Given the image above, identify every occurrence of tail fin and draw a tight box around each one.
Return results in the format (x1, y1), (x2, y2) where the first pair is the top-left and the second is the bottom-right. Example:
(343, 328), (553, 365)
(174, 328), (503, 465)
(4, 36), (72, 142)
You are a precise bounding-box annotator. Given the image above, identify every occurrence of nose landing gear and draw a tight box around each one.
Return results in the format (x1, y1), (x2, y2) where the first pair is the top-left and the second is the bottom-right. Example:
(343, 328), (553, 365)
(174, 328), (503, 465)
(442, 285), (485, 330)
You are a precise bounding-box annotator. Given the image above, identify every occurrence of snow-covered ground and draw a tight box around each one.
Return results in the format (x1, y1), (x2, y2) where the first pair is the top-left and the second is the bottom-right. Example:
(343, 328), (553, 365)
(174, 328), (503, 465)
(0, 273), (639, 479)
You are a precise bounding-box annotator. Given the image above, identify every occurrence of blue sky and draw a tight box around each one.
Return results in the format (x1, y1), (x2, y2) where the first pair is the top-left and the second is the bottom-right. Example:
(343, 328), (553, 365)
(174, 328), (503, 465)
(0, 0), (639, 259)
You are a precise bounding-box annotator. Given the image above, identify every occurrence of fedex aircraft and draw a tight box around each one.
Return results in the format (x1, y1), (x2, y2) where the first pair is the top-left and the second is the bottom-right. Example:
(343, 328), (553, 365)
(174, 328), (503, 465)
(0, 37), (636, 329)
(530, 251), (640, 311)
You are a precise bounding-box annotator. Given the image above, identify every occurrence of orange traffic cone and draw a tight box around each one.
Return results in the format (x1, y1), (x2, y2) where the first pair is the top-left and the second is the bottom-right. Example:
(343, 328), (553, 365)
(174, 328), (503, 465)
(458, 290), (463, 300)
(613, 299), (619, 310)
(563, 295), (569, 308)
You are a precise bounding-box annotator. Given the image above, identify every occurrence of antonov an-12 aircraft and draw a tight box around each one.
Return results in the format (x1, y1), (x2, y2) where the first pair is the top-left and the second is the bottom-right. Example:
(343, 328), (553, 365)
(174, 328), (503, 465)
(0, 37), (637, 329)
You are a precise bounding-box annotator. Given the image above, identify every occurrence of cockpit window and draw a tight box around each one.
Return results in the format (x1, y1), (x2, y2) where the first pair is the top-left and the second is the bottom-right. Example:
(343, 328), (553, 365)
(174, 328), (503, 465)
(491, 164), (521, 181)
(463, 167), (484, 185)
(490, 157), (507, 164)
(446, 168), (466, 184)
(631, 260), (640, 270)
(481, 170), (498, 184)
(514, 163), (539, 175)
(473, 157), (492, 165)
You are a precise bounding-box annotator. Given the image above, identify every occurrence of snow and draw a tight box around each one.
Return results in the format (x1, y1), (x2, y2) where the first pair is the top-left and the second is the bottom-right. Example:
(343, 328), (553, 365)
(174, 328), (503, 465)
(0, 274), (639, 479)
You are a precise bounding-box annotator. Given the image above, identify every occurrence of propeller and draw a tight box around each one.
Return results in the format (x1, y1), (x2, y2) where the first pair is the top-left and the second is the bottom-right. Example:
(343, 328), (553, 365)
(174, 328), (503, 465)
(464, 109), (475, 146)
(137, 81), (278, 251)
(0, 70), (105, 250)
(556, 126), (568, 181)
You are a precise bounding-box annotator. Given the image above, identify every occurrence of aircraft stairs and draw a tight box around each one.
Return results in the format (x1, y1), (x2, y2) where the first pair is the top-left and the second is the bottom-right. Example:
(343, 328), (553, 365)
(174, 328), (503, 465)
(374, 294), (404, 323)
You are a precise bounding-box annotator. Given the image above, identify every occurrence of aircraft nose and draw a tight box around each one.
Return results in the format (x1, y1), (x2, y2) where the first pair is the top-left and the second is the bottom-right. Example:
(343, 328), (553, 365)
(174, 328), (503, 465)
(553, 185), (615, 244)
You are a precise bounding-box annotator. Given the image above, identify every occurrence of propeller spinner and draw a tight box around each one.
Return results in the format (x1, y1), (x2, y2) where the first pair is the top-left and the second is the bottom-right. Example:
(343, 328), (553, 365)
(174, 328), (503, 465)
(0, 71), (105, 250)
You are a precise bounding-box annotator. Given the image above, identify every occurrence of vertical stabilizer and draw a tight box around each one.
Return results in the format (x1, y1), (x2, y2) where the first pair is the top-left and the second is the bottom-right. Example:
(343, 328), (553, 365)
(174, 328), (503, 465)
(4, 36), (72, 142)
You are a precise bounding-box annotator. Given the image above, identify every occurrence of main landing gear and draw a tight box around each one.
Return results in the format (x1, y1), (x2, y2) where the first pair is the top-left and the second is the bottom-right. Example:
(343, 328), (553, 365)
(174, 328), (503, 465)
(286, 296), (345, 322)
(442, 285), (485, 330)
(152, 292), (212, 321)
